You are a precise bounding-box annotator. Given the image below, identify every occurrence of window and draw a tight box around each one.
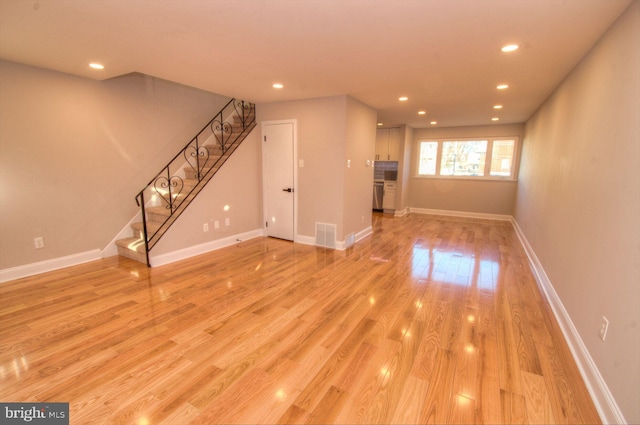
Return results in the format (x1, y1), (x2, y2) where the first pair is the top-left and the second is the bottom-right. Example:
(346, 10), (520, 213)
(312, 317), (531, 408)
(418, 141), (438, 175)
(416, 137), (518, 180)
(490, 139), (515, 177)
(440, 140), (487, 176)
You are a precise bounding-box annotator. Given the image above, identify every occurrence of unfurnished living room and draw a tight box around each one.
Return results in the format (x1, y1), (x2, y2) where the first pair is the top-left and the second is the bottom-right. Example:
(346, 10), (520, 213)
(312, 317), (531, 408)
(0, 1), (638, 424)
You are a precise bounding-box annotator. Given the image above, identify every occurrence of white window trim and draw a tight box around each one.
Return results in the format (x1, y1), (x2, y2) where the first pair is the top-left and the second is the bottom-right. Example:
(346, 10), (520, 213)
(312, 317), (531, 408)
(414, 136), (520, 182)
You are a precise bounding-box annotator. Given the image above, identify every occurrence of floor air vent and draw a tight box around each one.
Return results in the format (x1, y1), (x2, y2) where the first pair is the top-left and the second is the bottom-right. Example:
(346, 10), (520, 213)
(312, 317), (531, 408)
(315, 222), (336, 249)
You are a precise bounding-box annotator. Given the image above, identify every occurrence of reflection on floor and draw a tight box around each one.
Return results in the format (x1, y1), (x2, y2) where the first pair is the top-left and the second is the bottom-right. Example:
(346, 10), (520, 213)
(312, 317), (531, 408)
(0, 213), (600, 424)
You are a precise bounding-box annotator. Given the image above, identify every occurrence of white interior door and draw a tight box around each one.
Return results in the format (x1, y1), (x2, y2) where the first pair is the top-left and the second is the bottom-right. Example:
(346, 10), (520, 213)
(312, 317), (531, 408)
(263, 121), (295, 240)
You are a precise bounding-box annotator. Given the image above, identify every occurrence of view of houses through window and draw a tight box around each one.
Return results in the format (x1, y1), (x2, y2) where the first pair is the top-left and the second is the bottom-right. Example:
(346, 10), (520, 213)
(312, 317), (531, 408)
(417, 137), (518, 179)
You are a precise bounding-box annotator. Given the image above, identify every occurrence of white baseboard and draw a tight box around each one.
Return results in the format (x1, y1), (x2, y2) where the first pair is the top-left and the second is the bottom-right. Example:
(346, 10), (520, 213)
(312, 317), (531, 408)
(294, 234), (316, 247)
(149, 229), (264, 267)
(511, 219), (626, 424)
(355, 225), (373, 243)
(394, 207), (410, 217)
(409, 207), (512, 221)
(295, 225), (373, 251)
(0, 249), (103, 283)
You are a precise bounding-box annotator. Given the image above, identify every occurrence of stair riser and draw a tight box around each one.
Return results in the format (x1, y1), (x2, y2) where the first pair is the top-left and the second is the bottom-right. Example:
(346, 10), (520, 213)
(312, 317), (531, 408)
(184, 166), (221, 180)
(117, 246), (147, 263)
(147, 211), (170, 223)
(233, 114), (255, 125)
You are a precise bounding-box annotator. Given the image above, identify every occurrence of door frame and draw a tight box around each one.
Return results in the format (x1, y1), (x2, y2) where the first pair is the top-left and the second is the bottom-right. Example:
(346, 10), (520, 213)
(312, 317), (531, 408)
(261, 119), (298, 241)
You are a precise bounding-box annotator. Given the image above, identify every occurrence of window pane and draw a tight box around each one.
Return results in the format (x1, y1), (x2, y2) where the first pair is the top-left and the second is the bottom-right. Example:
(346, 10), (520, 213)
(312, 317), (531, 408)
(418, 141), (438, 175)
(440, 140), (487, 176)
(490, 140), (515, 176)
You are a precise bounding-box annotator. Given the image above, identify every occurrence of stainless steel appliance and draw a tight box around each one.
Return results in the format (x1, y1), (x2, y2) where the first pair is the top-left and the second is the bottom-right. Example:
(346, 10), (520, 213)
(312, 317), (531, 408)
(373, 181), (384, 211)
(384, 170), (397, 181)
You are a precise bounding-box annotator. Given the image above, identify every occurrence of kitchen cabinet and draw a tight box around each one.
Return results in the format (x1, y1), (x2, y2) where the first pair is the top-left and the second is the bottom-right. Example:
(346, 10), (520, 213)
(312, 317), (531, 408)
(375, 130), (387, 161)
(383, 181), (397, 210)
(375, 128), (402, 161)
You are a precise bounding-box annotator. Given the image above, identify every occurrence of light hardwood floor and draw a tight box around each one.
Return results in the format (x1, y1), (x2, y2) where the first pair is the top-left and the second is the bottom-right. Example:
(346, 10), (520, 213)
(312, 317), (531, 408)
(0, 213), (600, 424)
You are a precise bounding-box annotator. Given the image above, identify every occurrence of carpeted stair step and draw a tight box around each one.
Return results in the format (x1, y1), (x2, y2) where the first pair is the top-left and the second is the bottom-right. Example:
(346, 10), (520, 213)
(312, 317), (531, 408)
(115, 237), (147, 263)
(145, 206), (171, 223)
(131, 221), (161, 239)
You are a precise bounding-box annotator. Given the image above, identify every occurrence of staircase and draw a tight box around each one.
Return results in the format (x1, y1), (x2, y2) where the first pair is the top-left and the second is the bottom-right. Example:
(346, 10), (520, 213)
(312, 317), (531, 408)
(116, 99), (256, 266)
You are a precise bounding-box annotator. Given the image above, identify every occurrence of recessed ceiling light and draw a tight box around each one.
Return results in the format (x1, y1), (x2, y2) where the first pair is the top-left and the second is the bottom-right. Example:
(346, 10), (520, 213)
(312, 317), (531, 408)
(399, 97), (408, 101)
(430, 121), (437, 125)
(272, 83), (284, 89)
(492, 117), (500, 121)
(501, 44), (519, 53)
(377, 122), (383, 126)
(418, 111), (426, 115)
(89, 63), (104, 70)
(497, 84), (509, 90)
(493, 105), (503, 109)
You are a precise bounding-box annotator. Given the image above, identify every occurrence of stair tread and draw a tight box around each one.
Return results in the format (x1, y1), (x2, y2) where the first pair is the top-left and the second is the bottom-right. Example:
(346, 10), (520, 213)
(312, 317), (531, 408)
(132, 221), (161, 231)
(146, 206), (171, 216)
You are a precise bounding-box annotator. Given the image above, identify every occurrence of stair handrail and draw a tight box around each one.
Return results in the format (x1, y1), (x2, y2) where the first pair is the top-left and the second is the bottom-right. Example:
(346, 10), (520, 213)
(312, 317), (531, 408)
(134, 99), (255, 265)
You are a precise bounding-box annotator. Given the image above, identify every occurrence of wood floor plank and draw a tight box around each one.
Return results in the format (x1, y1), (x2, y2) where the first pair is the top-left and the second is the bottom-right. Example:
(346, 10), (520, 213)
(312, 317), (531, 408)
(0, 213), (601, 424)
(419, 348), (458, 424)
(292, 316), (377, 412)
(362, 318), (426, 424)
(332, 338), (402, 424)
(521, 370), (556, 424)
(475, 292), (502, 424)
(390, 373), (430, 424)
(449, 394), (476, 425)
(500, 389), (528, 424)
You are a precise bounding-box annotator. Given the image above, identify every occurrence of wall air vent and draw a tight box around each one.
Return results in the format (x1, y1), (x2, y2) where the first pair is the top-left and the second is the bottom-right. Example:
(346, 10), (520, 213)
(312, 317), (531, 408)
(315, 222), (336, 249)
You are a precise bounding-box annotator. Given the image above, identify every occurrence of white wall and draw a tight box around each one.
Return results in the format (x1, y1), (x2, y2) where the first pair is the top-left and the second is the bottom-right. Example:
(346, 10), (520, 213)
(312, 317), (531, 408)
(515, 2), (640, 422)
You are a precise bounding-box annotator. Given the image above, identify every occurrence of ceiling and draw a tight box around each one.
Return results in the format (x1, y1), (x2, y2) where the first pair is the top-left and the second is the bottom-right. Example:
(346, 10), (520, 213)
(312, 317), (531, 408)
(0, 0), (632, 128)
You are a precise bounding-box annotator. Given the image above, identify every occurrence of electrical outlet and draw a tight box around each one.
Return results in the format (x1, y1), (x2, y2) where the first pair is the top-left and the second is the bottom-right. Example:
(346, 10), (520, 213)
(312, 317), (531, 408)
(214, 220), (220, 230)
(34, 237), (44, 249)
(599, 316), (609, 341)
(203, 223), (209, 232)
(225, 218), (230, 226)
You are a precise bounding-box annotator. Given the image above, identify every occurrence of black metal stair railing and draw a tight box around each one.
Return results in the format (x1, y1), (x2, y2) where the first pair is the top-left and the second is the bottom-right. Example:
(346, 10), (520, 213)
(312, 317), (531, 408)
(134, 99), (255, 265)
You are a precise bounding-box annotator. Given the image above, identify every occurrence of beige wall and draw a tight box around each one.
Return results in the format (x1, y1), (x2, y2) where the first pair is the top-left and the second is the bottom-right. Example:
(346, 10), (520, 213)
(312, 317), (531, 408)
(151, 129), (263, 256)
(0, 60), (255, 269)
(344, 96), (377, 237)
(396, 125), (414, 213)
(409, 123), (524, 215)
(515, 2), (640, 422)
(258, 95), (376, 242)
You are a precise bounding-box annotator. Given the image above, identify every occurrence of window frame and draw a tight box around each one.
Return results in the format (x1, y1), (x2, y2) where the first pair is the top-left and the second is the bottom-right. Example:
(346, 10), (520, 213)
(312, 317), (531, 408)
(414, 136), (520, 181)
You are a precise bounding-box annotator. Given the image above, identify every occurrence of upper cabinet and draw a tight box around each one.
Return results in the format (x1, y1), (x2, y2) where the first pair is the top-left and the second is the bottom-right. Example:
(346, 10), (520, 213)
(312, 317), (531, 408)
(375, 129), (386, 160)
(375, 127), (402, 161)
(388, 127), (402, 160)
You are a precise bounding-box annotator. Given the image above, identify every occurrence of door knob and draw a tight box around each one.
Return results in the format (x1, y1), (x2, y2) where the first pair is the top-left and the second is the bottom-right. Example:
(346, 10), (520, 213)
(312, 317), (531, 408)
(282, 188), (294, 193)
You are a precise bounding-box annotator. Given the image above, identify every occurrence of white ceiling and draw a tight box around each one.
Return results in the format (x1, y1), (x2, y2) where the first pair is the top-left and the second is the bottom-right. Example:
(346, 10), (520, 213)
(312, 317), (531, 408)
(0, 0), (632, 128)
